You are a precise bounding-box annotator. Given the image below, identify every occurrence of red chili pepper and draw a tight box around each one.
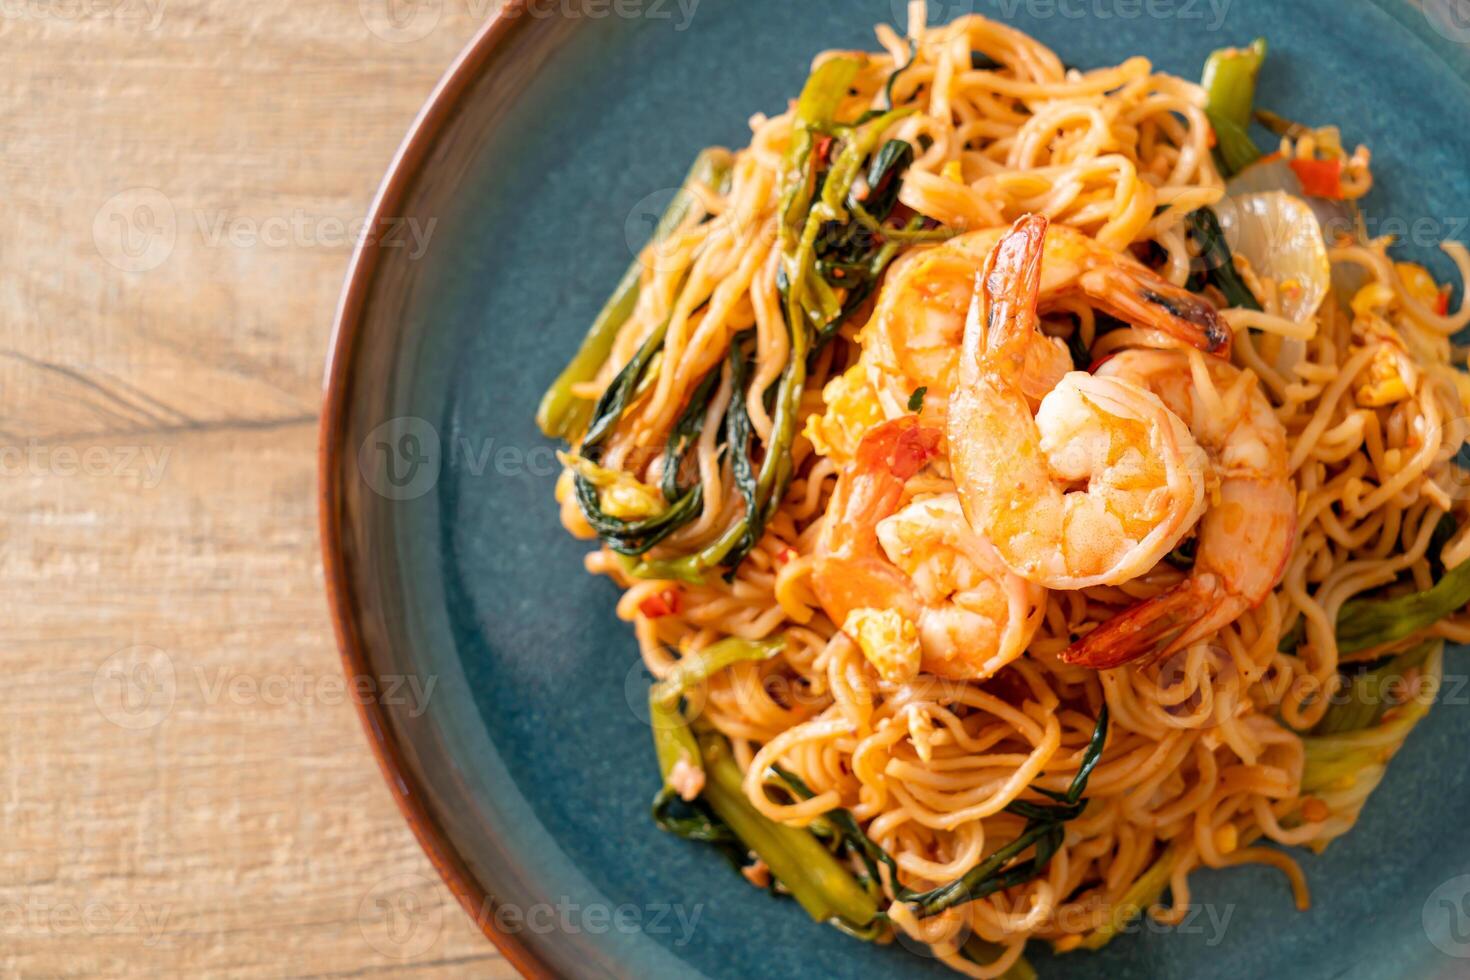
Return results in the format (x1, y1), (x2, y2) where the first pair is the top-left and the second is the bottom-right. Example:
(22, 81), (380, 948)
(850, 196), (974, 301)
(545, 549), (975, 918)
(1288, 157), (1345, 200)
(814, 135), (834, 164)
(639, 589), (681, 619)
(890, 423), (941, 480)
(1436, 289), (1451, 317)
(777, 547), (798, 566)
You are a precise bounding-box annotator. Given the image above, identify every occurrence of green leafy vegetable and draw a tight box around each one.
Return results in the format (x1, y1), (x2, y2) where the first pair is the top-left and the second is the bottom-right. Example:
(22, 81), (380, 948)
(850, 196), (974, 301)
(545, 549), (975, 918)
(858, 38), (917, 122)
(1066, 328), (1093, 372)
(1186, 207), (1262, 311)
(650, 791), (750, 873)
(649, 73), (931, 582)
(660, 365), (721, 503)
(562, 60), (947, 583)
(768, 765), (902, 891)
(1064, 312), (1127, 371)
(767, 707), (1107, 925)
(1428, 513), (1458, 579)
(570, 337), (712, 556)
(849, 139), (914, 221)
(643, 62), (866, 581)
(1201, 38), (1267, 177)
(907, 386), (927, 413)
(537, 149), (732, 439)
(721, 332), (762, 573)
(901, 706), (1110, 918)
(1164, 535), (1198, 571)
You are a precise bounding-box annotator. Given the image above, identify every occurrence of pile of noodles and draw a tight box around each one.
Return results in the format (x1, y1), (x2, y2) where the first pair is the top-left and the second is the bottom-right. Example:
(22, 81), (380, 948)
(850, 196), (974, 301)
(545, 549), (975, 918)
(554, 5), (1470, 975)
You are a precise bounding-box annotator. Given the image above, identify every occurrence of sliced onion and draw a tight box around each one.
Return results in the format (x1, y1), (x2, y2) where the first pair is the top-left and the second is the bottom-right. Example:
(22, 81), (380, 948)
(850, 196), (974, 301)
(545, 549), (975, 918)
(1213, 189), (1333, 376)
(1226, 155), (1357, 240)
(1213, 190), (1331, 327)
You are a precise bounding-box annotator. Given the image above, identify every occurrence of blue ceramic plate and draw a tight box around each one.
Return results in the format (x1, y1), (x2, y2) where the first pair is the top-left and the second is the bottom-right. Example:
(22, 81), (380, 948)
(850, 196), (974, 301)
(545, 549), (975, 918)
(321, 2), (1470, 976)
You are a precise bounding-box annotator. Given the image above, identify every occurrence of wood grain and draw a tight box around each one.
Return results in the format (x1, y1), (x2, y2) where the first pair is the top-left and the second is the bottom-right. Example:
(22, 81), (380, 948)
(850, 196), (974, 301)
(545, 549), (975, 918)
(1, 2), (518, 975)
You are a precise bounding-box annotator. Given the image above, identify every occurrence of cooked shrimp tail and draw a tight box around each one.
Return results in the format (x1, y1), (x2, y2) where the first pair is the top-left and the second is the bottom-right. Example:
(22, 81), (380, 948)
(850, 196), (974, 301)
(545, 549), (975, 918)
(966, 213), (1048, 368)
(1059, 575), (1214, 670)
(1080, 263), (1232, 356)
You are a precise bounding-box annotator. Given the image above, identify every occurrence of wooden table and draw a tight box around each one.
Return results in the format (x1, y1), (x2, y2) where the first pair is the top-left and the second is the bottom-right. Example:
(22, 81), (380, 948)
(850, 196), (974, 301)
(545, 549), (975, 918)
(3, 2), (516, 975)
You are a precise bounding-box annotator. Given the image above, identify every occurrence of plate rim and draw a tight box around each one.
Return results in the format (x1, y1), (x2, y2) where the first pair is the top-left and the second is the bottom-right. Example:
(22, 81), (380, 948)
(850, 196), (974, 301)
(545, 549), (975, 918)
(317, 3), (557, 976)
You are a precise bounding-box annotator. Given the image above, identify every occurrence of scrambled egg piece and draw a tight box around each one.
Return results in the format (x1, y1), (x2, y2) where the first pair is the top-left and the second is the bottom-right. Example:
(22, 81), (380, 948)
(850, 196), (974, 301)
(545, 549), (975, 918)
(1395, 261), (1441, 310)
(843, 607), (921, 684)
(556, 451), (664, 520)
(1356, 346), (1412, 407)
(803, 362), (884, 463)
(1349, 282), (1416, 408)
(1350, 281), (1394, 319)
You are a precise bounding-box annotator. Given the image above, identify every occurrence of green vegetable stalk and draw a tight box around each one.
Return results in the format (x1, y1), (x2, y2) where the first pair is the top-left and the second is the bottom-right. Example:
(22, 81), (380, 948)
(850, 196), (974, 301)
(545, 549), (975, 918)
(1311, 640), (1436, 736)
(1278, 528), (1470, 656)
(1301, 641), (1441, 795)
(654, 652), (1105, 960)
(1079, 850), (1176, 950)
(648, 636), (784, 788)
(650, 636), (785, 713)
(699, 732), (879, 927)
(1334, 557), (1470, 654)
(646, 636), (877, 930)
(536, 148), (733, 440)
(1201, 38), (1266, 177)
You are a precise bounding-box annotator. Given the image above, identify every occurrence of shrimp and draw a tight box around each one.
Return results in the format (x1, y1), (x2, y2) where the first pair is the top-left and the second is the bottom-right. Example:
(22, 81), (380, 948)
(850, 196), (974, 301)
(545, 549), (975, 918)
(811, 416), (1046, 682)
(948, 214), (1211, 589)
(859, 221), (1231, 421)
(1064, 349), (1296, 669)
